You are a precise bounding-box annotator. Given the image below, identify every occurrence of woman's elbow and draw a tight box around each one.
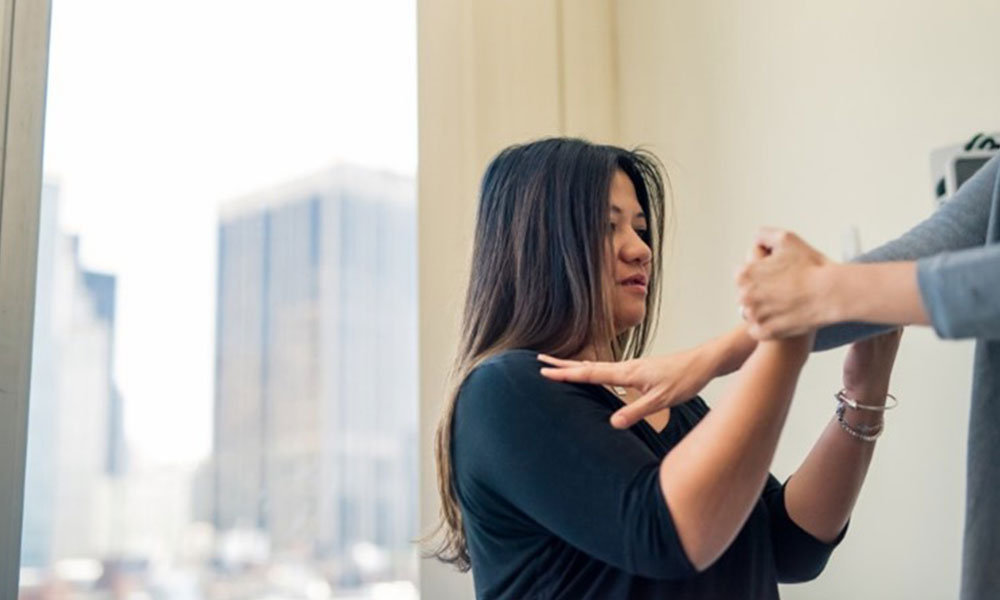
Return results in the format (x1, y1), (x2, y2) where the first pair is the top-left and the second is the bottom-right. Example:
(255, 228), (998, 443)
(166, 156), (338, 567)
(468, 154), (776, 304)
(677, 535), (727, 574)
(776, 560), (829, 584)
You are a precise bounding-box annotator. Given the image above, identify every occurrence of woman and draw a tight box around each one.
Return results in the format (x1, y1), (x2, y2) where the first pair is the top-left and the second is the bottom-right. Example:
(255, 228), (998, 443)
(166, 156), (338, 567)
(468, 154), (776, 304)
(428, 138), (899, 599)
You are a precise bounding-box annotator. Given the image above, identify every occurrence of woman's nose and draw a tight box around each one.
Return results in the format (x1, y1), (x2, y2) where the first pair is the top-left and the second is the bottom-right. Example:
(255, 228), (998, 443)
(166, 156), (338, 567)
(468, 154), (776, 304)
(621, 232), (651, 265)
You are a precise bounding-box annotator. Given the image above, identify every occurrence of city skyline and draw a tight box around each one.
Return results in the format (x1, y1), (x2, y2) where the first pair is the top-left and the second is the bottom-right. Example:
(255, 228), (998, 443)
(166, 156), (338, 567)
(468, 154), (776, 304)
(22, 165), (419, 599)
(42, 0), (417, 464)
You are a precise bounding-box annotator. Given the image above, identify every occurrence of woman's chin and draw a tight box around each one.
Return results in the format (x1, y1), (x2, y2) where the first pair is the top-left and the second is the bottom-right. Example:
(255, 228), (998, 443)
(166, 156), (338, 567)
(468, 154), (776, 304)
(614, 312), (646, 335)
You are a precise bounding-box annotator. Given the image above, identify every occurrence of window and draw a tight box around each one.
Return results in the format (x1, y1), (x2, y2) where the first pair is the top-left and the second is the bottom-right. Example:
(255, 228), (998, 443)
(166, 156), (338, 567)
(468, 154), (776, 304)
(19, 2), (418, 598)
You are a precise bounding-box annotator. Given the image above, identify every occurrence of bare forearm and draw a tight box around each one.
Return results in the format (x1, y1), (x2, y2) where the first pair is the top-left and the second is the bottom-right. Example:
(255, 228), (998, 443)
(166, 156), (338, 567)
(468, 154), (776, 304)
(829, 262), (930, 327)
(785, 384), (887, 542)
(784, 419), (876, 542)
(660, 337), (810, 570)
(704, 325), (758, 376)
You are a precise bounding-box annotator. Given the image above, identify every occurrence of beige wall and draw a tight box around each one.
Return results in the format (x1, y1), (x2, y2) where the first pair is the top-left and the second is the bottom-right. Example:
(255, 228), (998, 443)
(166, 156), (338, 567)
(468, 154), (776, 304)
(419, 1), (999, 598)
(417, 1), (619, 596)
(616, 1), (998, 599)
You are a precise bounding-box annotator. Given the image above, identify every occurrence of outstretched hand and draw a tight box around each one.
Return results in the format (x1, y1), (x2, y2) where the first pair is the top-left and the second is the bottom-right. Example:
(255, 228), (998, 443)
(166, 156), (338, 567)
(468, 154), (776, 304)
(538, 349), (717, 429)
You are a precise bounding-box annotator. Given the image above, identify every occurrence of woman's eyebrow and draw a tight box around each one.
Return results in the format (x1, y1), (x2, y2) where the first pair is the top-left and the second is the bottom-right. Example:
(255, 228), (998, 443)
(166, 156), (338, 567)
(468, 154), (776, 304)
(610, 205), (647, 219)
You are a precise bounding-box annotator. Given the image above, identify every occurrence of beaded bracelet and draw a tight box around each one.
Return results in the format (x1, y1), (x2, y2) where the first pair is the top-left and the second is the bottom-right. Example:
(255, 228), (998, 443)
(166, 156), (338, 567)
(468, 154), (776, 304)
(835, 402), (884, 441)
(834, 388), (897, 442)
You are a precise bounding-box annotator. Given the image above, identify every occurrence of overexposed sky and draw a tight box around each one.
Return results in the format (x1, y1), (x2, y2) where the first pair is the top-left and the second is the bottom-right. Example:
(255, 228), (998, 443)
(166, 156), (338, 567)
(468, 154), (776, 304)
(43, 0), (416, 463)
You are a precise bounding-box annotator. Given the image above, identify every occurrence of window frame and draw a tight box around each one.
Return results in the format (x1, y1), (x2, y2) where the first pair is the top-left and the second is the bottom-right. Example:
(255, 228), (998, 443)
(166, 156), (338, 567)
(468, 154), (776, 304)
(0, 0), (52, 594)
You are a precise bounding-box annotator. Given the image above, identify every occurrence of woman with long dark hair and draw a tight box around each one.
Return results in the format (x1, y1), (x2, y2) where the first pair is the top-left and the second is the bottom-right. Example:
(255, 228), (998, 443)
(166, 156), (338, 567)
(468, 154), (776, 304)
(428, 138), (900, 599)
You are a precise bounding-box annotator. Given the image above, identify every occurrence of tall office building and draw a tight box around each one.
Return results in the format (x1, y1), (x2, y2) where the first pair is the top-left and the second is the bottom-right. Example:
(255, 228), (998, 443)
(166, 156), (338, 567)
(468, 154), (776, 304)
(214, 165), (417, 582)
(21, 182), (124, 568)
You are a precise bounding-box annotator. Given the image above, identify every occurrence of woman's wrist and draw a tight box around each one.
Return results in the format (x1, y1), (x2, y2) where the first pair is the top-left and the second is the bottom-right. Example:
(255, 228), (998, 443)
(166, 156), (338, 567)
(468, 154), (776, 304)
(826, 261), (929, 326)
(839, 387), (890, 428)
(842, 386), (889, 404)
(818, 262), (857, 325)
(842, 384), (890, 421)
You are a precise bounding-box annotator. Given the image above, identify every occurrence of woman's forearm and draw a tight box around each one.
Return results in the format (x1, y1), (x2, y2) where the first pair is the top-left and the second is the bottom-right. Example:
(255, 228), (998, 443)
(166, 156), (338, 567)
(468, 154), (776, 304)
(704, 325), (758, 376)
(784, 420), (878, 542)
(660, 336), (811, 571)
(827, 262), (930, 327)
(785, 327), (900, 543)
(784, 389), (885, 542)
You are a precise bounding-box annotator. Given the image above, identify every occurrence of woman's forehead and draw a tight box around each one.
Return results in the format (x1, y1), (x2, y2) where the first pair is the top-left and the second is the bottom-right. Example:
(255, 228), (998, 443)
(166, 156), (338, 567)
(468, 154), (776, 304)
(610, 172), (645, 218)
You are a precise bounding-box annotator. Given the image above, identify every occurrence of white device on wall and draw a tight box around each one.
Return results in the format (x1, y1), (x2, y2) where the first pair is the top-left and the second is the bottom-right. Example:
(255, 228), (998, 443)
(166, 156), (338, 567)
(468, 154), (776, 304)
(930, 132), (999, 206)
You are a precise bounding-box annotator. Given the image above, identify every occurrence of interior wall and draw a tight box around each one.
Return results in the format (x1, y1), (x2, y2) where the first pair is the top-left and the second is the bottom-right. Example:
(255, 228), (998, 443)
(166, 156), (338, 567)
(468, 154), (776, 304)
(419, 1), (998, 598)
(416, 1), (618, 597)
(615, 1), (999, 598)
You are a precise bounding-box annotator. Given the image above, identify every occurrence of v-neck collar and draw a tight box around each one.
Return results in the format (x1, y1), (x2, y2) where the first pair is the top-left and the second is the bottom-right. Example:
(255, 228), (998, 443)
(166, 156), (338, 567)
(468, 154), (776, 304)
(596, 385), (674, 436)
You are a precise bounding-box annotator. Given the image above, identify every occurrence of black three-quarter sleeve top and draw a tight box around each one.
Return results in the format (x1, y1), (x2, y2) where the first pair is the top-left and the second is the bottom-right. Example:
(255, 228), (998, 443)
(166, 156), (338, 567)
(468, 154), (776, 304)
(451, 349), (845, 600)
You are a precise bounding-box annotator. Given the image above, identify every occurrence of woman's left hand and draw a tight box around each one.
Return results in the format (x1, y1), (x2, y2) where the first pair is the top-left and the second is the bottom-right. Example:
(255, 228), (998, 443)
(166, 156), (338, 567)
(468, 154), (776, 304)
(537, 348), (717, 429)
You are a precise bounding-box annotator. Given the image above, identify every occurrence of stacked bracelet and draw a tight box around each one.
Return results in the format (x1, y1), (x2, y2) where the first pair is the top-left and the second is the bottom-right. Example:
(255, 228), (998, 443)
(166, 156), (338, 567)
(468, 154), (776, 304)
(834, 388), (897, 442)
(835, 388), (898, 412)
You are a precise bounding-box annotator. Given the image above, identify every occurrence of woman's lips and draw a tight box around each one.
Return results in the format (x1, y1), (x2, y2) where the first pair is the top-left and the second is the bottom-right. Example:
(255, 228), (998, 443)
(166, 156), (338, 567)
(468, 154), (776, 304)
(619, 273), (647, 293)
(620, 281), (647, 294)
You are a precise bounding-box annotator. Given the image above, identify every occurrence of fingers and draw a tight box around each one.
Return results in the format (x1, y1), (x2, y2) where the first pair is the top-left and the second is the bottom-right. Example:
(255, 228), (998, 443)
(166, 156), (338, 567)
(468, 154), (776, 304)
(610, 398), (654, 429)
(745, 311), (795, 340)
(734, 251), (767, 289)
(745, 242), (769, 263)
(746, 321), (767, 341)
(735, 266), (768, 325)
(746, 317), (786, 340)
(755, 227), (830, 267)
(538, 354), (631, 386)
(755, 226), (794, 252)
(610, 388), (674, 429)
(536, 353), (580, 368)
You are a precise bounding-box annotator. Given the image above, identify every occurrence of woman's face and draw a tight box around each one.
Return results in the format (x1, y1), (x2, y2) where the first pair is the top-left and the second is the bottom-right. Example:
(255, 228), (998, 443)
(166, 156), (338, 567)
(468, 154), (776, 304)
(606, 169), (652, 333)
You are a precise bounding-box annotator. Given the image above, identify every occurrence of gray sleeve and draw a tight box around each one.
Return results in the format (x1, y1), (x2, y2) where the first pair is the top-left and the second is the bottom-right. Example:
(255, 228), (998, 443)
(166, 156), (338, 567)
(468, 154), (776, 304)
(917, 245), (1000, 340)
(814, 153), (1000, 351)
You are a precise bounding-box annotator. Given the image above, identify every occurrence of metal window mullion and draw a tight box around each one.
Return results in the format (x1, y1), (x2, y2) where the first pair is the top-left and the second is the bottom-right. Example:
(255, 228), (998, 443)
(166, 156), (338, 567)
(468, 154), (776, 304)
(0, 0), (51, 596)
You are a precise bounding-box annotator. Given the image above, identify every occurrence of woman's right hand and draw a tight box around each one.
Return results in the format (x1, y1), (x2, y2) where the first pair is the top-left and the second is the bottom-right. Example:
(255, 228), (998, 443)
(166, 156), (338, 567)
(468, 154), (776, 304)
(538, 345), (722, 429)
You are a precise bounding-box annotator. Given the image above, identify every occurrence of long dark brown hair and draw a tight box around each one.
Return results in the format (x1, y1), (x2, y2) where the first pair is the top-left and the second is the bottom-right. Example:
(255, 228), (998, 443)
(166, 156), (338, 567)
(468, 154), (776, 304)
(426, 137), (670, 570)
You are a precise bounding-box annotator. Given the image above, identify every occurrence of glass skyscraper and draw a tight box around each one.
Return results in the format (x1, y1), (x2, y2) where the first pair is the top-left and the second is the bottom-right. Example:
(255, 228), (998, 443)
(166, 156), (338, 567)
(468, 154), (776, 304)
(213, 165), (417, 585)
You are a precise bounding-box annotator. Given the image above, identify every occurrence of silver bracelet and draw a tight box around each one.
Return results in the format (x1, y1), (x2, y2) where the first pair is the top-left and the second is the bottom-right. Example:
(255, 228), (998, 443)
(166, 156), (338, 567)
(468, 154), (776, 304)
(835, 401), (884, 442)
(834, 388), (896, 442)
(835, 388), (898, 412)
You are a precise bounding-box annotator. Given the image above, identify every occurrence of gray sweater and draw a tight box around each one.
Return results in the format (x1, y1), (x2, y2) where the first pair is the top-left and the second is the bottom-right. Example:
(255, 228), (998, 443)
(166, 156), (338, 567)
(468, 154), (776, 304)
(816, 153), (1000, 600)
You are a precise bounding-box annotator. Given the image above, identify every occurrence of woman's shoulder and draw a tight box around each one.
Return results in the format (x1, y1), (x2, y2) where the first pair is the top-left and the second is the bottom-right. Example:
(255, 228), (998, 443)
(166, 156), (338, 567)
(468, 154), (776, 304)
(483, 347), (541, 363)
(456, 348), (603, 422)
(477, 347), (543, 372)
(460, 348), (551, 398)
